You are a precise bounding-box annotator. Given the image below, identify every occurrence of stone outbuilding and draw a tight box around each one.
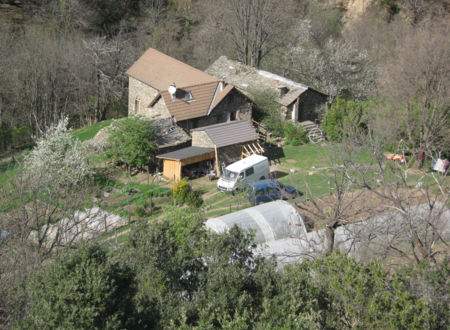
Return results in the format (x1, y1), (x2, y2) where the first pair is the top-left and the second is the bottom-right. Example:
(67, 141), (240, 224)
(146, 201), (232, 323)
(156, 120), (262, 180)
(206, 56), (328, 122)
(126, 48), (253, 141)
(191, 120), (262, 173)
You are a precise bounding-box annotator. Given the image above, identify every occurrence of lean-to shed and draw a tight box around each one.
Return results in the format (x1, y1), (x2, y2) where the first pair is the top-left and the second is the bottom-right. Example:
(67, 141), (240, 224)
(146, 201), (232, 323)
(156, 146), (215, 181)
(191, 120), (263, 174)
(205, 200), (307, 244)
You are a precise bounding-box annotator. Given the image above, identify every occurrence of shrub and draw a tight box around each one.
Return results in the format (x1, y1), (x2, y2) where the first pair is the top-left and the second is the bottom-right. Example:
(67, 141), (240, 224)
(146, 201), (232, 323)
(250, 88), (285, 137)
(173, 178), (190, 202)
(322, 97), (368, 142)
(186, 191), (204, 208)
(284, 122), (307, 143)
(291, 139), (300, 146)
(107, 116), (157, 173)
(22, 244), (137, 329)
(135, 206), (147, 218)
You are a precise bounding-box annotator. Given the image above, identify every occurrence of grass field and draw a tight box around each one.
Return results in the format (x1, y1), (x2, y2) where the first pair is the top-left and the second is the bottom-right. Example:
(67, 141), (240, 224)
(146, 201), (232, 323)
(72, 120), (113, 141)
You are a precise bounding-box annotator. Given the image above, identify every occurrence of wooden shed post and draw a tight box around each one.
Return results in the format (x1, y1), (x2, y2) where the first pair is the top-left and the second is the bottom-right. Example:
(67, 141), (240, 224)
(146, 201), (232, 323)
(214, 146), (221, 176)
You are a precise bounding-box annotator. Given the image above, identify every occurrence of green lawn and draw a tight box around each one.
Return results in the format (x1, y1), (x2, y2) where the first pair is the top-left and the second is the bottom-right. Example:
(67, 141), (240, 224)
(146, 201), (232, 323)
(72, 120), (113, 142)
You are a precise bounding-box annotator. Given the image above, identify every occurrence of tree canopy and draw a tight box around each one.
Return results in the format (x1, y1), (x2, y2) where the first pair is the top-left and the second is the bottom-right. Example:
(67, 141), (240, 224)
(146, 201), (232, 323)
(107, 116), (157, 172)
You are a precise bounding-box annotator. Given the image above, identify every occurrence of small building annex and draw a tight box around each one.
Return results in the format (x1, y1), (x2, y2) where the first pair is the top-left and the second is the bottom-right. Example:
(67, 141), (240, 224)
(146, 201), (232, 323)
(126, 48), (253, 139)
(206, 56), (328, 123)
(157, 120), (262, 180)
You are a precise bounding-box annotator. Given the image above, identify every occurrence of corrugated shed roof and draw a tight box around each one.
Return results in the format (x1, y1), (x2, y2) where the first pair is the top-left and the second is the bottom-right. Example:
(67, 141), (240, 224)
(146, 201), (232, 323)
(156, 146), (214, 161)
(126, 48), (218, 90)
(205, 201), (306, 244)
(191, 120), (258, 148)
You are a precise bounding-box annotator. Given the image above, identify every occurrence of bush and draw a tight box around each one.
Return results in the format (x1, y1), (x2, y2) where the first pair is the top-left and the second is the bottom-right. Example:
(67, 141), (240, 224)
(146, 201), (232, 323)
(173, 178), (190, 202)
(322, 97), (368, 142)
(22, 244), (138, 329)
(186, 191), (204, 208)
(107, 116), (157, 173)
(284, 122), (307, 143)
(135, 206), (147, 218)
(291, 139), (300, 146)
(250, 88), (285, 137)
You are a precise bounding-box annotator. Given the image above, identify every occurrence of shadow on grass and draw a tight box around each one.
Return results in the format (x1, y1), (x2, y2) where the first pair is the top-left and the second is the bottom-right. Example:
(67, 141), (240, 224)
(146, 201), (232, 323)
(270, 170), (288, 179)
(264, 144), (285, 164)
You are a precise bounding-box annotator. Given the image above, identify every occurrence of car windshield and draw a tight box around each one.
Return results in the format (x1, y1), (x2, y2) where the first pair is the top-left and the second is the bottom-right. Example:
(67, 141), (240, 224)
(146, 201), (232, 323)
(223, 169), (238, 180)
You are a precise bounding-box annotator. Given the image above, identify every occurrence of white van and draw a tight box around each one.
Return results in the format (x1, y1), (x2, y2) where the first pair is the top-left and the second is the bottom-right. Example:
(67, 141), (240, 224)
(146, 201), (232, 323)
(217, 155), (269, 192)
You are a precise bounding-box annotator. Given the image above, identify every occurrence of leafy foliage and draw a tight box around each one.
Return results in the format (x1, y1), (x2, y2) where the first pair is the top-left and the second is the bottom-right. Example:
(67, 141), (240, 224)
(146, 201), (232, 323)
(322, 97), (368, 142)
(172, 177), (191, 202)
(284, 121), (307, 144)
(185, 190), (204, 208)
(250, 88), (285, 137)
(22, 244), (138, 329)
(107, 116), (157, 172)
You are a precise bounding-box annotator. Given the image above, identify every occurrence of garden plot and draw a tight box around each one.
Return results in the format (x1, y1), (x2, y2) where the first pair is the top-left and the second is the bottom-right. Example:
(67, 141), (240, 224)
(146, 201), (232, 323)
(37, 207), (127, 245)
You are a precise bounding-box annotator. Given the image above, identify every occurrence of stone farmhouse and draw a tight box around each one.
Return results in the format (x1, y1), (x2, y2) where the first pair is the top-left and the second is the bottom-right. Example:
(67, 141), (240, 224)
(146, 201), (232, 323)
(126, 48), (253, 135)
(206, 56), (328, 123)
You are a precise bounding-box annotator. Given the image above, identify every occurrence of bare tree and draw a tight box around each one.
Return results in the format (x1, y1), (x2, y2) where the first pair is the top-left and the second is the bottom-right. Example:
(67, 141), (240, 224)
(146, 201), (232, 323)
(381, 22), (449, 154)
(200, 0), (295, 68)
(294, 123), (449, 267)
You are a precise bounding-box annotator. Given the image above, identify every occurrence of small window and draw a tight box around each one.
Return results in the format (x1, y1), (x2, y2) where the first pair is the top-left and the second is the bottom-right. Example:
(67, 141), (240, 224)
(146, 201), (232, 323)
(245, 167), (254, 177)
(185, 91), (195, 102)
(238, 172), (244, 179)
(135, 99), (140, 113)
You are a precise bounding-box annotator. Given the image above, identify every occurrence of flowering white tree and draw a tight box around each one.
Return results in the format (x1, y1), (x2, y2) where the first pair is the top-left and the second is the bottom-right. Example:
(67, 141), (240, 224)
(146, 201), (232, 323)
(24, 117), (92, 188)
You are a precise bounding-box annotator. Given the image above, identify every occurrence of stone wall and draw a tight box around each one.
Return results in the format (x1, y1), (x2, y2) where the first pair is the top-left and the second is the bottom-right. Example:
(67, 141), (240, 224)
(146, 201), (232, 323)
(191, 131), (214, 148)
(279, 90), (328, 123)
(128, 77), (171, 119)
(297, 89), (328, 122)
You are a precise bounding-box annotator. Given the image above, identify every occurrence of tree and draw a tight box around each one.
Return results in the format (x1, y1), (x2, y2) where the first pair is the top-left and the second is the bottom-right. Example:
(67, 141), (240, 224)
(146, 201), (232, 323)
(199, 0), (295, 68)
(322, 97), (369, 142)
(382, 22), (449, 154)
(284, 38), (378, 102)
(107, 116), (157, 174)
(21, 244), (138, 329)
(0, 118), (97, 326)
(250, 88), (284, 137)
(24, 117), (92, 188)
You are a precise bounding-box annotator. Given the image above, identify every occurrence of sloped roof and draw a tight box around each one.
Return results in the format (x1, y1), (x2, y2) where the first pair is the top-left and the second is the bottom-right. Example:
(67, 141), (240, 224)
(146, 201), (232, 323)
(161, 82), (218, 122)
(127, 48), (236, 122)
(156, 146), (214, 161)
(152, 118), (191, 149)
(126, 48), (218, 90)
(191, 120), (258, 148)
(206, 56), (311, 107)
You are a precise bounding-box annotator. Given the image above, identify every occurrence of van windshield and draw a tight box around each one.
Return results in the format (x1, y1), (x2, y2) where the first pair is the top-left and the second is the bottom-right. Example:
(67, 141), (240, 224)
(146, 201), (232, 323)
(223, 169), (238, 181)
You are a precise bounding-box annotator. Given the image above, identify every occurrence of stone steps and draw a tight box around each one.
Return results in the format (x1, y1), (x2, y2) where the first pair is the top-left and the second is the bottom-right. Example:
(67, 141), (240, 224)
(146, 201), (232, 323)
(299, 121), (325, 143)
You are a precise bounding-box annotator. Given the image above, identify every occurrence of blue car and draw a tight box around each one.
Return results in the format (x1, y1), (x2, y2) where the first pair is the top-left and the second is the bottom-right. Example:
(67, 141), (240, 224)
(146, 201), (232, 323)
(246, 179), (298, 206)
